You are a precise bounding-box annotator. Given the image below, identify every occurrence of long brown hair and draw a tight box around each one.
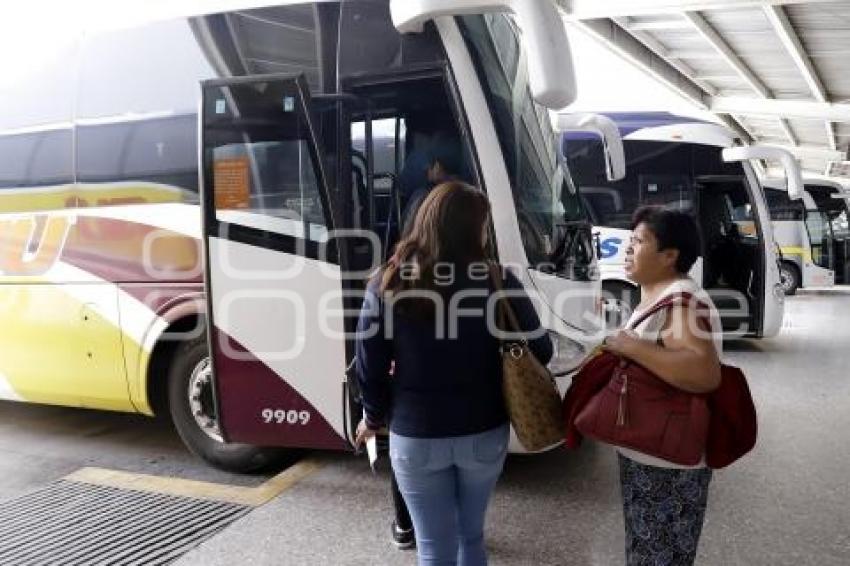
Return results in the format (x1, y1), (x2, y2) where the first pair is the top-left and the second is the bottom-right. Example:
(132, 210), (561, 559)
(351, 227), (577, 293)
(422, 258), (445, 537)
(379, 182), (491, 317)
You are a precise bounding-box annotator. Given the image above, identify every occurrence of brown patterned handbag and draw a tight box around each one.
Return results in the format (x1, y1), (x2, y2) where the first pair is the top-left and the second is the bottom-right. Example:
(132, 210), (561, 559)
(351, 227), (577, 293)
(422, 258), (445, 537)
(490, 266), (564, 451)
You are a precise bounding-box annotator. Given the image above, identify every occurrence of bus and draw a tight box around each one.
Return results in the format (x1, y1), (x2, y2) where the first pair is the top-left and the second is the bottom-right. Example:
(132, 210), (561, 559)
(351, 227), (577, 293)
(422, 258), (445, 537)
(0, 0), (604, 471)
(804, 180), (850, 285)
(562, 112), (802, 337)
(761, 180), (835, 295)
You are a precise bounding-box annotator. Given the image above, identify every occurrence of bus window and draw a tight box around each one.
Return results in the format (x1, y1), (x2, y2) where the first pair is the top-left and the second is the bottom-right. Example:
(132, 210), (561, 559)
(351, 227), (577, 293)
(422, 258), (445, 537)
(125, 116), (198, 196)
(204, 83), (329, 243)
(351, 118), (406, 246)
(344, 73), (476, 260)
(195, 5), (324, 91)
(77, 20), (209, 120)
(805, 210), (832, 269)
(76, 18), (210, 207)
(0, 133), (37, 189)
(76, 115), (198, 199)
(338, 1), (445, 79)
(460, 14), (591, 271)
(765, 187), (804, 221)
(29, 129), (73, 188)
(0, 128), (73, 213)
(639, 174), (693, 211)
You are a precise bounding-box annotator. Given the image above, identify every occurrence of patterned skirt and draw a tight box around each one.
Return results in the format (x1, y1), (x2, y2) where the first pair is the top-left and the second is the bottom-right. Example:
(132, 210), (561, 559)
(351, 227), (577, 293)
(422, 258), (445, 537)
(618, 454), (713, 566)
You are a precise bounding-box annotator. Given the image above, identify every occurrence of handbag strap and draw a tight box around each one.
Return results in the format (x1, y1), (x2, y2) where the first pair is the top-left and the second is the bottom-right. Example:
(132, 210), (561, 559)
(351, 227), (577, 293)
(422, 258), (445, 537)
(628, 291), (710, 331)
(488, 263), (522, 336)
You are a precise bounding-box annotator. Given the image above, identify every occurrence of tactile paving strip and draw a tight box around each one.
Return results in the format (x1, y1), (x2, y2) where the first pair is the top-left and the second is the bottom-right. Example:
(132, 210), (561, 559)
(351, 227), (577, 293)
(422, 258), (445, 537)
(0, 479), (250, 565)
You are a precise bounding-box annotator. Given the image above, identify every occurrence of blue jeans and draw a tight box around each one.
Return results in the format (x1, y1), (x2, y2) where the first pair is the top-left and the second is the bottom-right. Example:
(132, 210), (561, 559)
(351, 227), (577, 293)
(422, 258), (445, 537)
(390, 424), (510, 566)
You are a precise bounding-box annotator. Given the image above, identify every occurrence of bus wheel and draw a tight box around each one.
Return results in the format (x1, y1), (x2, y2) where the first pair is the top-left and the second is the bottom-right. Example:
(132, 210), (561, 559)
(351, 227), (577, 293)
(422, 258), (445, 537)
(601, 281), (638, 329)
(778, 261), (800, 296)
(168, 335), (286, 473)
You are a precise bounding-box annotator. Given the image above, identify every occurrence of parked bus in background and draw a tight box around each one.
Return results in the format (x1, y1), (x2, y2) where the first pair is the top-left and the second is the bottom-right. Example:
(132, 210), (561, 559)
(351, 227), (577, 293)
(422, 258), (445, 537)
(562, 112), (803, 338)
(761, 179), (835, 295)
(0, 0), (604, 471)
(804, 179), (850, 285)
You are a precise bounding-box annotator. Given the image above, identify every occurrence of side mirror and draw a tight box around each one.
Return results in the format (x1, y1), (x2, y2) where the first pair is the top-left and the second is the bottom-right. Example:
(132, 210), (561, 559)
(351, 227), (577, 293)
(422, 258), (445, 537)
(390, 0), (576, 109)
(558, 113), (626, 181)
(722, 145), (804, 200)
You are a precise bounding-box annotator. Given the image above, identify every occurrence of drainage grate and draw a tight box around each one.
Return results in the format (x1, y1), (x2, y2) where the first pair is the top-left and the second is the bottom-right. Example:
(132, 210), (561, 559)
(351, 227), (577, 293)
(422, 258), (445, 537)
(0, 479), (250, 565)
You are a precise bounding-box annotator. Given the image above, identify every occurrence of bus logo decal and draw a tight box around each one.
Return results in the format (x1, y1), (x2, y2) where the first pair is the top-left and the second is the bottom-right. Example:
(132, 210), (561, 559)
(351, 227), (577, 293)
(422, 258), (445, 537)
(599, 237), (623, 260)
(0, 214), (75, 276)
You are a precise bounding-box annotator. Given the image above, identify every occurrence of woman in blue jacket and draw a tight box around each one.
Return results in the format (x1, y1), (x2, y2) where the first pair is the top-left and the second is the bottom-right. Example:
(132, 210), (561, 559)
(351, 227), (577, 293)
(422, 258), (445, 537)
(355, 182), (552, 566)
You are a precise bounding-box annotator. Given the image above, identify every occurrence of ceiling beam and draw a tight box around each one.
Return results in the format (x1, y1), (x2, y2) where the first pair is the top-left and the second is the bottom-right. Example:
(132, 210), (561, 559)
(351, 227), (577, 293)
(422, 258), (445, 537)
(562, 0), (835, 20)
(730, 114), (758, 141)
(763, 5), (837, 153)
(620, 18), (694, 32)
(779, 120), (799, 146)
(564, 17), (711, 109)
(684, 11), (799, 146)
(610, 17), (719, 95)
(766, 144), (847, 162)
(717, 114), (756, 144)
(563, 13), (763, 143)
(763, 6), (827, 101)
(826, 122), (838, 151)
(667, 49), (724, 60)
(711, 96), (850, 122)
(693, 73), (746, 82)
(684, 11), (770, 97)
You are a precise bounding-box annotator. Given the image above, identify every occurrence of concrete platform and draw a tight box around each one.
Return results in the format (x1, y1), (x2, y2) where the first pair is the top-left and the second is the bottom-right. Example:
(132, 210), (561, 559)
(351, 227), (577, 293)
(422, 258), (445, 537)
(174, 289), (850, 566)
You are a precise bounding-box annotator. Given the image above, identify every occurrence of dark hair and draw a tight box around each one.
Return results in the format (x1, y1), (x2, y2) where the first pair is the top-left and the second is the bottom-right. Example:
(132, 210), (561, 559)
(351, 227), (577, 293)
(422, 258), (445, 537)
(425, 132), (465, 178)
(631, 206), (701, 274)
(380, 181), (491, 316)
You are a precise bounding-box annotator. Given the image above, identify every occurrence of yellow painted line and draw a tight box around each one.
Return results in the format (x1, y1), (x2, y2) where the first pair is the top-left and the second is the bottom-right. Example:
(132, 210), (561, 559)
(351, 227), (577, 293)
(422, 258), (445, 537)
(63, 457), (323, 507)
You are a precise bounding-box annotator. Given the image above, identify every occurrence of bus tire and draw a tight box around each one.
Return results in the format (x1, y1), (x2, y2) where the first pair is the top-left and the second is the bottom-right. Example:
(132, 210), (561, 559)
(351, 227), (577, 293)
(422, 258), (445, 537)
(167, 334), (287, 473)
(778, 261), (800, 296)
(601, 281), (639, 329)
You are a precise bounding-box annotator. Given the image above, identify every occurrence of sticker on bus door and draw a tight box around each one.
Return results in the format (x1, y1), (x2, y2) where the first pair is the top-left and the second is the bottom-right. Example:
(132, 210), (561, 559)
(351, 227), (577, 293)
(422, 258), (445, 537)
(213, 157), (251, 210)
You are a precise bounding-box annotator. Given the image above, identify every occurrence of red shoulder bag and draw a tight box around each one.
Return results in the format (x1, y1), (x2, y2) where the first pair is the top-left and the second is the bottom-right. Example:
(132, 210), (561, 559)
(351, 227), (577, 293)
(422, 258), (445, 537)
(574, 293), (712, 466)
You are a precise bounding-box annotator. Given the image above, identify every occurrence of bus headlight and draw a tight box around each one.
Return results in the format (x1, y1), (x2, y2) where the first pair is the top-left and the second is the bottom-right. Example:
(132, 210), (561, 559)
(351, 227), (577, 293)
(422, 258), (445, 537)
(548, 332), (587, 377)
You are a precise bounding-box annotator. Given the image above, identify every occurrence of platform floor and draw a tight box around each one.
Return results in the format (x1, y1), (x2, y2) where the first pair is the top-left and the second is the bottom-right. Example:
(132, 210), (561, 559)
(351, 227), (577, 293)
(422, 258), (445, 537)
(172, 290), (850, 566)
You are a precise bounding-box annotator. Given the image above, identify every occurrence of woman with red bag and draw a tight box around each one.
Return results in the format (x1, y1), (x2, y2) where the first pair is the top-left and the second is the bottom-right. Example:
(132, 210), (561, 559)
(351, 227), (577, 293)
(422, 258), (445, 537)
(601, 206), (723, 565)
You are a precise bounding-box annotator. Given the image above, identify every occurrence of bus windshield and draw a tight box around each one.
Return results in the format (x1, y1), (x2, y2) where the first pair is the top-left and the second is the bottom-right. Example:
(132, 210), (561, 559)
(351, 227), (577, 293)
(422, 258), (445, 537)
(458, 14), (587, 267)
(567, 140), (747, 228)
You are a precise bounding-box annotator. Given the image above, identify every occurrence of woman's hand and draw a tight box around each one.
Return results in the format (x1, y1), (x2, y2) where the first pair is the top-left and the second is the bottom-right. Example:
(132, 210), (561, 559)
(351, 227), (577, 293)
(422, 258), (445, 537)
(603, 329), (641, 358)
(355, 418), (378, 449)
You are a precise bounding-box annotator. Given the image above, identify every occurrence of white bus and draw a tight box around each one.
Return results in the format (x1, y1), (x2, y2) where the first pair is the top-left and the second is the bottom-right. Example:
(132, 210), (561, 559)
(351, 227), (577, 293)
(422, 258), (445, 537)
(0, 0), (604, 471)
(762, 180), (835, 295)
(804, 180), (850, 285)
(562, 112), (802, 338)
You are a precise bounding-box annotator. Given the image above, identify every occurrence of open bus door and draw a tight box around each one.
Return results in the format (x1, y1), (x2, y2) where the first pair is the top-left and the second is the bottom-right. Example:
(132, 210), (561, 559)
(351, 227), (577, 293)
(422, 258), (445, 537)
(200, 74), (350, 452)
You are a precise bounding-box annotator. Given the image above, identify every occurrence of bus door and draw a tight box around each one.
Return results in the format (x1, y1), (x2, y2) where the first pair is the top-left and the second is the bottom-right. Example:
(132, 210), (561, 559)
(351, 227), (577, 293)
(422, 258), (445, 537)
(200, 74), (349, 450)
(801, 191), (835, 288)
(828, 195), (850, 283)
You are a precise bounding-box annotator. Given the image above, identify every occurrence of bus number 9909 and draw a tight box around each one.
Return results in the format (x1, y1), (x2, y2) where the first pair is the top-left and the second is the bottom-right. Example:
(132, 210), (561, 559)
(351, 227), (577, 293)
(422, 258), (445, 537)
(261, 409), (311, 426)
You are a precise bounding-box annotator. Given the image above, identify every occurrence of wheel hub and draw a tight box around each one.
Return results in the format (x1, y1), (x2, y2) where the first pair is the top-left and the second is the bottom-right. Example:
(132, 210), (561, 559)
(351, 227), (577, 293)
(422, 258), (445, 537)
(779, 268), (794, 293)
(187, 357), (224, 443)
